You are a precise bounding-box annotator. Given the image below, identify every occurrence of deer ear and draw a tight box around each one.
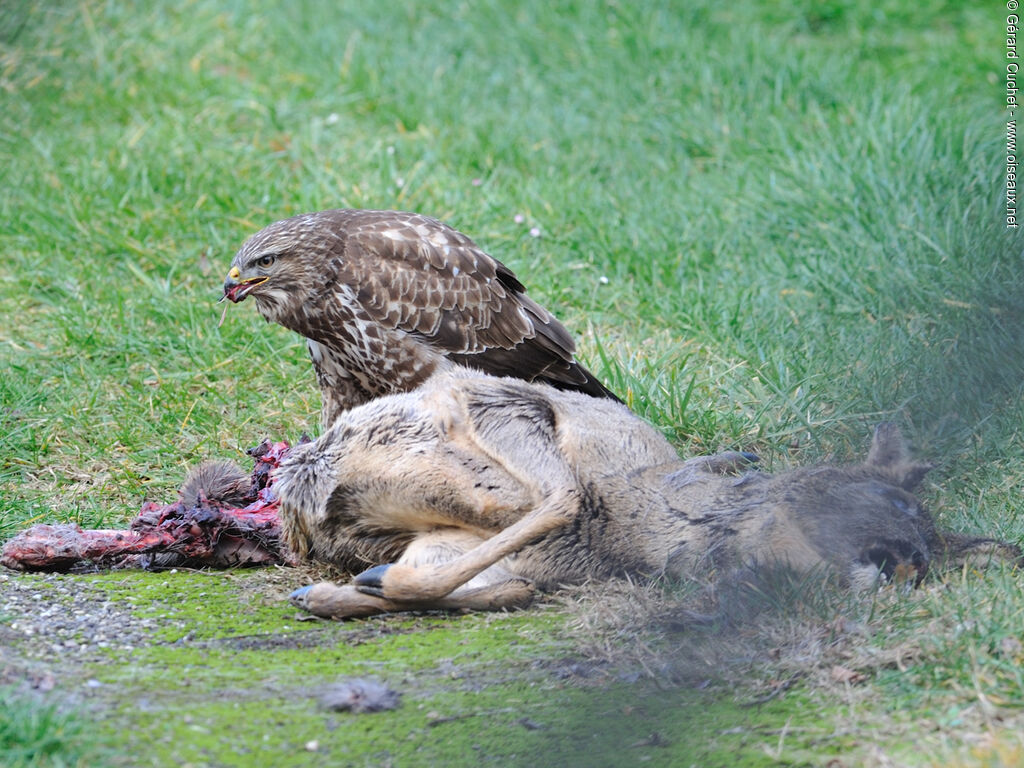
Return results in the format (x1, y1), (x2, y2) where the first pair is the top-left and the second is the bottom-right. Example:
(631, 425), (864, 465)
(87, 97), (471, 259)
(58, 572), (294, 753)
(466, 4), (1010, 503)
(866, 423), (933, 490)
(866, 422), (908, 467)
(894, 460), (933, 491)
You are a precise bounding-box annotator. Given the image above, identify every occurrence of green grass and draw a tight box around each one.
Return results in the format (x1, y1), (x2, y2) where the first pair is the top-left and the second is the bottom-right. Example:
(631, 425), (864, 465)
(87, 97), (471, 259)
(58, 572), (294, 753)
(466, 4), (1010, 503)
(0, 686), (97, 768)
(1, 0), (1022, 765)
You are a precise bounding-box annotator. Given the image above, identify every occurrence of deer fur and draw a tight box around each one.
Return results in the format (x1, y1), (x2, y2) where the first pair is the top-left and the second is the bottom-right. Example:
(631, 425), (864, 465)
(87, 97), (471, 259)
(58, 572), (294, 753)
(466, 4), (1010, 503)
(273, 370), (1020, 619)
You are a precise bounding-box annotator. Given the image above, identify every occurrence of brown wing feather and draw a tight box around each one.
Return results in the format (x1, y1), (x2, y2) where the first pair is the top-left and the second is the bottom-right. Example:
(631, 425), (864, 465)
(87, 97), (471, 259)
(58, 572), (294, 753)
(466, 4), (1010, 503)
(313, 210), (619, 400)
(339, 212), (550, 350)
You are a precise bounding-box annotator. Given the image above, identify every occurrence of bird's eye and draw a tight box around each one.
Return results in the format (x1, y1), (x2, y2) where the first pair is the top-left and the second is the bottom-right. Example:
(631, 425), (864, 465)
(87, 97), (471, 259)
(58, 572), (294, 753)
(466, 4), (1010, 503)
(257, 254), (276, 268)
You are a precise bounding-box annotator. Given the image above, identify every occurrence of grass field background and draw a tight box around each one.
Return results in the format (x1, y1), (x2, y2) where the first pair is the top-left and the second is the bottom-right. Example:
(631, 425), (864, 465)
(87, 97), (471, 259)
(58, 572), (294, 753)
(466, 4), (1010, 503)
(1, 0), (1022, 765)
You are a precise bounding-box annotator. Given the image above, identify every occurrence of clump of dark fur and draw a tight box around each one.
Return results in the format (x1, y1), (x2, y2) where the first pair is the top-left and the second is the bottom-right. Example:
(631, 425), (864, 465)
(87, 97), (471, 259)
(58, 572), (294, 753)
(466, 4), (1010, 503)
(318, 679), (401, 713)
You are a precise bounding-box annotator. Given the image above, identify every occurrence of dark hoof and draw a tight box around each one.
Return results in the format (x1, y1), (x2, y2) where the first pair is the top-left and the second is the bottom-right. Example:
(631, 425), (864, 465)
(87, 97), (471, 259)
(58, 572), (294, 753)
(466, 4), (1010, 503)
(354, 564), (392, 596)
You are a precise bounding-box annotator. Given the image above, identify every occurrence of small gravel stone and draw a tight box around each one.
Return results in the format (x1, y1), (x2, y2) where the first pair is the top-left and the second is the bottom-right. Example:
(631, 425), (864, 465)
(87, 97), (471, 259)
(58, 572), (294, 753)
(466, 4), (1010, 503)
(0, 571), (173, 663)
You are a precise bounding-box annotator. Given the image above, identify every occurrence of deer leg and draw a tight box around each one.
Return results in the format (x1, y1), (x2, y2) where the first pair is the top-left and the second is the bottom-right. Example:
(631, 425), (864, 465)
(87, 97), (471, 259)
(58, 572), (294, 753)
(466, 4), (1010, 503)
(290, 527), (540, 618)
(290, 583), (400, 618)
(290, 578), (536, 619)
(933, 532), (1024, 569)
(353, 486), (580, 602)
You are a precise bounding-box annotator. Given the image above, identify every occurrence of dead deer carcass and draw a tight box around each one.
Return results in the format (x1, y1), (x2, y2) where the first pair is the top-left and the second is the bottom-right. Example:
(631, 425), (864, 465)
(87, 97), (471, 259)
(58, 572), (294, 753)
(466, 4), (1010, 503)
(275, 371), (1020, 619)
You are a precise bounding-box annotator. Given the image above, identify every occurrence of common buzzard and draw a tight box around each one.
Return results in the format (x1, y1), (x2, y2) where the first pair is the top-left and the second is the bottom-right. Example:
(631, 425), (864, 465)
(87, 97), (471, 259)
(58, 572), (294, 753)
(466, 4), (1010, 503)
(222, 209), (618, 426)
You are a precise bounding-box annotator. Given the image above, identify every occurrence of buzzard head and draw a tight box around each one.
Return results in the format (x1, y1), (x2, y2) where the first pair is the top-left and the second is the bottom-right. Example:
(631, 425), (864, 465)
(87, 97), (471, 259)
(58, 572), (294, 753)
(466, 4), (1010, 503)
(222, 213), (341, 325)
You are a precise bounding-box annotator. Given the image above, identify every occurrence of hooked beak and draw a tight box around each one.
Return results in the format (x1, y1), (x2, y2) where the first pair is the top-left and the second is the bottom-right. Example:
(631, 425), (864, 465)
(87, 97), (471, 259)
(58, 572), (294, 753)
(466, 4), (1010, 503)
(222, 266), (268, 303)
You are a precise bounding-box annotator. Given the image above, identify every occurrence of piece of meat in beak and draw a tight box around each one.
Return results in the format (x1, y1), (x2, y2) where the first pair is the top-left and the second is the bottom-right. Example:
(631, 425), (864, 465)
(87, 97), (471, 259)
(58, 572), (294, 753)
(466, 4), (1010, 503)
(222, 266), (268, 303)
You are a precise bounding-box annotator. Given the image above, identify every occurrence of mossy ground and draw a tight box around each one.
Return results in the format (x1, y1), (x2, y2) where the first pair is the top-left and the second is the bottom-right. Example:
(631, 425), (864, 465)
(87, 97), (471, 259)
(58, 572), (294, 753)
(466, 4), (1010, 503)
(9, 566), (1024, 767)
(4, 569), (847, 765)
(5, 569), (847, 768)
